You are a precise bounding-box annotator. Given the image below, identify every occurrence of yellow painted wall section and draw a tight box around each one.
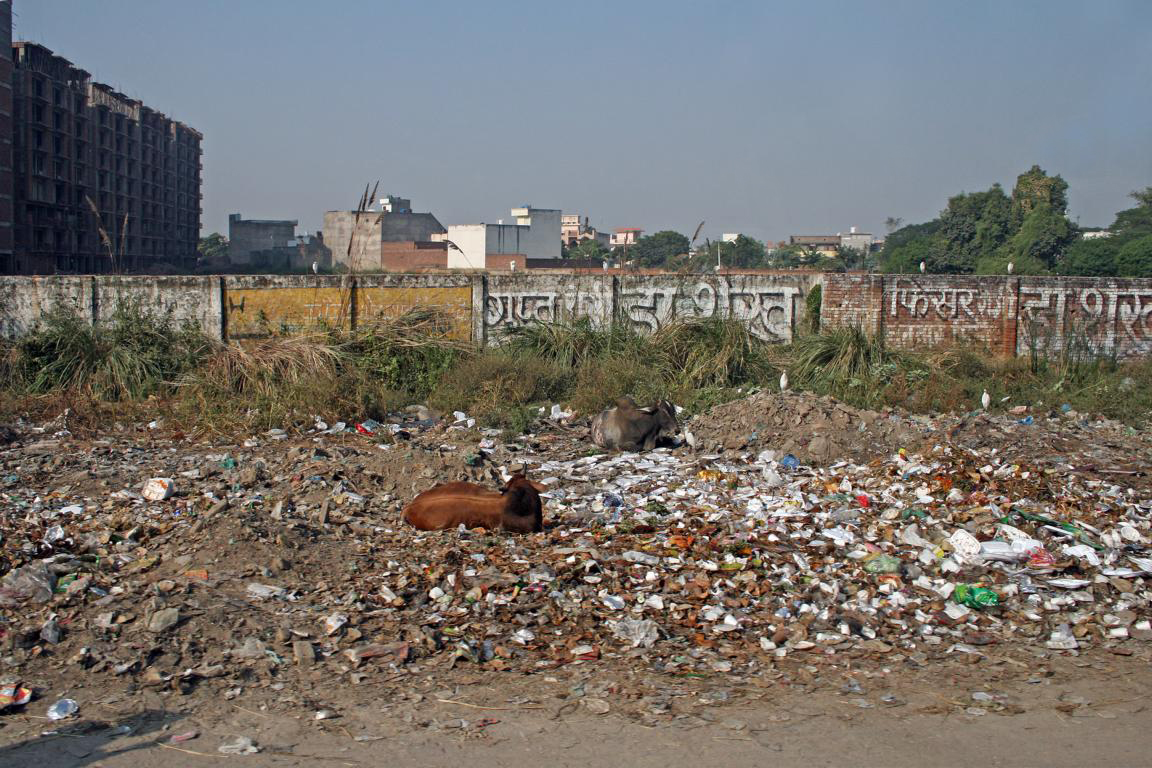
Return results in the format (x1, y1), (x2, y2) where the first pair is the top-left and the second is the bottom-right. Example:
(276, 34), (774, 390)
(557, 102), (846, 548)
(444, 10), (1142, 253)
(357, 285), (473, 340)
(224, 284), (472, 339)
(226, 286), (351, 338)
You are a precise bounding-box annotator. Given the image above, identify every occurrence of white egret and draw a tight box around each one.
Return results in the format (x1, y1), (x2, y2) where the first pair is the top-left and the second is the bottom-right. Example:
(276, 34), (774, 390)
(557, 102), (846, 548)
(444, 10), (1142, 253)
(779, 371), (789, 392)
(919, 261), (926, 274)
(981, 389), (991, 410)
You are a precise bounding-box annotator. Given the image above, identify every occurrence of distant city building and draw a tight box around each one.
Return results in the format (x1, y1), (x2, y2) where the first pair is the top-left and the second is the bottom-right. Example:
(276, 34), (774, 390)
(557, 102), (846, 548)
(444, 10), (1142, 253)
(610, 227), (643, 250)
(839, 227), (875, 253)
(228, 213), (297, 265)
(3, 27), (201, 274)
(444, 205), (562, 269)
(788, 234), (840, 259)
(1081, 230), (1112, 240)
(562, 213), (611, 248)
(0, 2), (12, 271)
(325, 195), (447, 271)
(721, 233), (740, 243)
(787, 228), (875, 258)
(224, 213), (327, 271)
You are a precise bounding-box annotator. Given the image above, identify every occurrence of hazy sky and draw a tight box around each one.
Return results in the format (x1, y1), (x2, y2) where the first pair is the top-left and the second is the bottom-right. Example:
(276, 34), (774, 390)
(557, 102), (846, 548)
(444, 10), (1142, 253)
(16, 0), (1152, 242)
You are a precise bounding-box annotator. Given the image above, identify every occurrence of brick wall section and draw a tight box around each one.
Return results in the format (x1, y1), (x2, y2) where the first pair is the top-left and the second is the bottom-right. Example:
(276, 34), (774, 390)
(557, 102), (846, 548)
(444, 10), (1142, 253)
(880, 275), (1017, 351)
(1017, 277), (1152, 359)
(378, 242), (447, 270)
(1, 272), (1150, 357)
(823, 274), (1152, 359)
(822, 274), (882, 335)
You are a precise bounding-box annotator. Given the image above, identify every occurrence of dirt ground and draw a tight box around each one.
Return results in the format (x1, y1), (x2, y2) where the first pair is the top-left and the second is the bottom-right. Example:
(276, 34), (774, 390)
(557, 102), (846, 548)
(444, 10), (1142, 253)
(1, 659), (1150, 767)
(1, 393), (1149, 766)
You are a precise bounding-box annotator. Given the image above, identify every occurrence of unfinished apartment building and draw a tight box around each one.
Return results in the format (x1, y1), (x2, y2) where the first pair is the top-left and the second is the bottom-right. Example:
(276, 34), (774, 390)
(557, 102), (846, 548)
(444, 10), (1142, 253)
(5, 38), (202, 274)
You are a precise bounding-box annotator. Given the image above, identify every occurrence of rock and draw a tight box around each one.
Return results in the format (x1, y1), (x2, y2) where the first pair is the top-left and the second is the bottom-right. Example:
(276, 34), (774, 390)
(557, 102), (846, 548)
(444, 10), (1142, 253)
(293, 640), (316, 667)
(147, 608), (181, 633)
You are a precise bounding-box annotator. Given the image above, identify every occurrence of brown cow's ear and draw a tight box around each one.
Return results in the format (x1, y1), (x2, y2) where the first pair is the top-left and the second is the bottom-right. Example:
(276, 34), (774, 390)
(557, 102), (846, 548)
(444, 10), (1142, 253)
(529, 481), (549, 493)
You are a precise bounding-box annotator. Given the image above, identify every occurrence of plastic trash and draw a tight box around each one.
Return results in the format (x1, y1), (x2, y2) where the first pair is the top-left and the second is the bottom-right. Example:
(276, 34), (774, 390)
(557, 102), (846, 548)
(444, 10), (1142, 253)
(0, 561), (56, 606)
(862, 554), (901, 574)
(141, 477), (175, 501)
(0, 683), (32, 711)
(611, 618), (660, 648)
(779, 454), (800, 470)
(1046, 624), (1079, 650)
(355, 419), (383, 436)
(218, 736), (261, 755)
(46, 698), (79, 720)
(952, 584), (1000, 610)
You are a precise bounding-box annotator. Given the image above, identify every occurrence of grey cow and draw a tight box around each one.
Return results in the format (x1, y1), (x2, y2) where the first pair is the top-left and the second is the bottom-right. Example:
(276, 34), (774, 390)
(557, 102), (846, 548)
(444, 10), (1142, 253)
(590, 397), (678, 452)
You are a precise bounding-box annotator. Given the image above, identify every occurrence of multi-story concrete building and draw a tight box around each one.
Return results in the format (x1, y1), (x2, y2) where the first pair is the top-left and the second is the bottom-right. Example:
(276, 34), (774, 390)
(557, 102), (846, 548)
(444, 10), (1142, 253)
(788, 234), (841, 259)
(228, 213), (297, 266)
(3, 38), (201, 274)
(0, 2), (13, 270)
(610, 227), (643, 250)
(444, 206), (562, 269)
(324, 196), (447, 271)
(561, 213), (611, 248)
(839, 227), (875, 253)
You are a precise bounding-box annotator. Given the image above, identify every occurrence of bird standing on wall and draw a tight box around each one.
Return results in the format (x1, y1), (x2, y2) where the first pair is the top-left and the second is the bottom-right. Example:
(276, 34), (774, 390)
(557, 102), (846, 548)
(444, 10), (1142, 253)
(919, 261), (926, 274)
(981, 389), (991, 410)
(1007, 261), (1014, 274)
(779, 371), (789, 392)
(312, 261), (319, 274)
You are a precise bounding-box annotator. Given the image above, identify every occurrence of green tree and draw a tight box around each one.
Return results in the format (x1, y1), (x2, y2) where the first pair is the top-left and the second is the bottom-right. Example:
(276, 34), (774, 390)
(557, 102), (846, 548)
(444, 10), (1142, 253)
(197, 233), (229, 264)
(1110, 187), (1152, 239)
(766, 243), (810, 269)
(879, 220), (944, 273)
(938, 184), (1012, 273)
(1129, 186), (1152, 209)
(563, 239), (612, 261)
(996, 205), (1074, 272)
(678, 235), (767, 271)
(1058, 236), (1119, 276)
(1010, 165), (1069, 227)
(624, 230), (690, 267)
(831, 246), (870, 272)
(1115, 234), (1152, 277)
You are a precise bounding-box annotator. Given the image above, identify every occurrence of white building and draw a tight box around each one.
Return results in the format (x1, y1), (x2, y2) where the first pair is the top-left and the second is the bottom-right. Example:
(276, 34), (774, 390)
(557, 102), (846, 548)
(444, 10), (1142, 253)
(838, 226), (875, 253)
(444, 206), (562, 269)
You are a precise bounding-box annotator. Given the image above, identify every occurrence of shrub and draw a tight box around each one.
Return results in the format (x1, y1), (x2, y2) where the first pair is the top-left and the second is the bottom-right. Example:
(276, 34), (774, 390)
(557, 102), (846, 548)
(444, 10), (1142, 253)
(650, 315), (772, 389)
(17, 302), (210, 400)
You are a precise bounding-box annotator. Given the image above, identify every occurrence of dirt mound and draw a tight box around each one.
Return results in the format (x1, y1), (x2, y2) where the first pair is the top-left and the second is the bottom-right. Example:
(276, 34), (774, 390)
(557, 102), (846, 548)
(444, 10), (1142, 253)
(685, 390), (930, 462)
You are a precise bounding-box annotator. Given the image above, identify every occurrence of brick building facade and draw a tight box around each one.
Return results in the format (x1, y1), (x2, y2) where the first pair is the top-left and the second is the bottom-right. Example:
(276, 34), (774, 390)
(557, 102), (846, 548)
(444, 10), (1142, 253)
(1, 31), (201, 274)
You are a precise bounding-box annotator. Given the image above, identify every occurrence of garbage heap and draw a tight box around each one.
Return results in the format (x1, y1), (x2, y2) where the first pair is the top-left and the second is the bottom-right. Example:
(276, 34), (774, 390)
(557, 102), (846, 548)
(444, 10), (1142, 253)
(1, 421), (1149, 707)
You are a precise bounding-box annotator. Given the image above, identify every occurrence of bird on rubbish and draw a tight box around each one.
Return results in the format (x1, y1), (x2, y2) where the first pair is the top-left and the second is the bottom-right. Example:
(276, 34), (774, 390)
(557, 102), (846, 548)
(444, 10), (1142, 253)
(1007, 261), (1014, 274)
(981, 389), (991, 410)
(919, 261), (926, 274)
(311, 261), (319, 274)
(779, 370), (789, 392)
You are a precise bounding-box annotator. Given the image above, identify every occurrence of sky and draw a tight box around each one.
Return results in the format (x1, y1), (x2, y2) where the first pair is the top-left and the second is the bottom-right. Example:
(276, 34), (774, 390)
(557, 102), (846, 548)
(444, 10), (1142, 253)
(15, 0), (1152, 243)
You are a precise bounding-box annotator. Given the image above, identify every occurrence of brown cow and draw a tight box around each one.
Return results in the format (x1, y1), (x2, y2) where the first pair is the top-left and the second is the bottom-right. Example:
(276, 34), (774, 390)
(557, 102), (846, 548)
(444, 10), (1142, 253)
(402, 474), (545, 533)
(591, 397), (678, 452)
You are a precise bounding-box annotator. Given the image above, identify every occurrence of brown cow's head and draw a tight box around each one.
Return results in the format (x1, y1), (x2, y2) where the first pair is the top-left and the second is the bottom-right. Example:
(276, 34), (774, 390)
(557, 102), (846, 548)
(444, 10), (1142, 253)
(501, 473), (544, 533)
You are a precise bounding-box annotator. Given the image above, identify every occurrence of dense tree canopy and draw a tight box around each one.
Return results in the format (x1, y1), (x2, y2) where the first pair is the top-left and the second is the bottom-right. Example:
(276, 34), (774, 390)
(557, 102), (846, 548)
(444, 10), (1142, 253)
(624, 231), (690, 267)
(563, 239), (612, 261)
(197, 233), (229, 264)
(878, 169), (1152, 277)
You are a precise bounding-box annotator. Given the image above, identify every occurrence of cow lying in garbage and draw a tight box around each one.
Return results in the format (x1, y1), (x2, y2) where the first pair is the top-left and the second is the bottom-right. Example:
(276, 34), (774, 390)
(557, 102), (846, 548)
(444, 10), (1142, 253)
(591, 397), (678, 452)
(403, 473), (546, 533)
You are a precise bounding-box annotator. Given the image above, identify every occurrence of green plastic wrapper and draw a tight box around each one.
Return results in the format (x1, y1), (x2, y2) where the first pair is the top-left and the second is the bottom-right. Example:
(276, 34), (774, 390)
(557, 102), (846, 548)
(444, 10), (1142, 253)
(953, 584), (1000, 609)
(863, 554), (902, 573)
